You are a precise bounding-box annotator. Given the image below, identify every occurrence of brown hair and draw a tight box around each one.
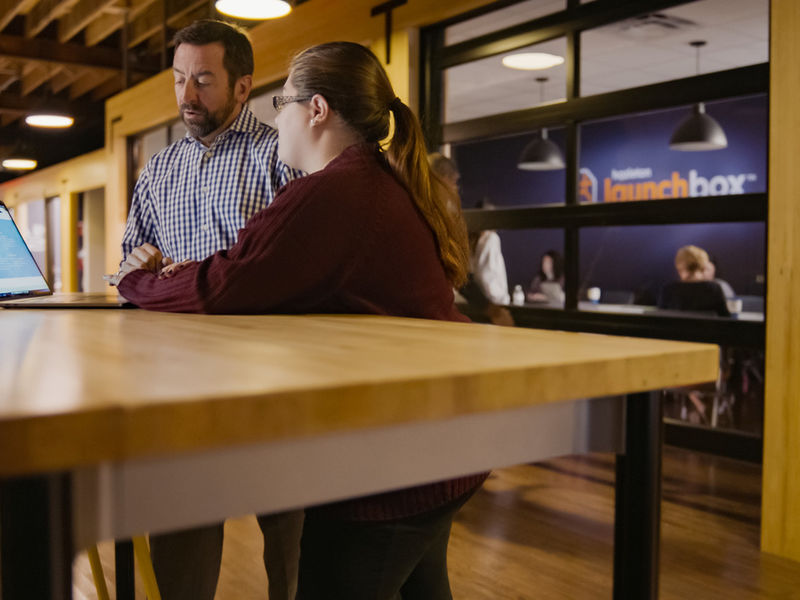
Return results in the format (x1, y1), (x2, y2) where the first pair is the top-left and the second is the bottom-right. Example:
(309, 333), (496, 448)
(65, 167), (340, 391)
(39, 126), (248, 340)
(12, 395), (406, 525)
(173, 20), (254, 87)
(289, 42), (469, 287)
(675, 245), (710, 275)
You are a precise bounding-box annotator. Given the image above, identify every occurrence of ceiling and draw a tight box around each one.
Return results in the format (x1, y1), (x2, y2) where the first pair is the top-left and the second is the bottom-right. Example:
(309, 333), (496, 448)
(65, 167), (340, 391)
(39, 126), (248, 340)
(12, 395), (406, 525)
(0, 0), (272, 183)
(443, 0), (769, 123)
(0, 0), (770, 183)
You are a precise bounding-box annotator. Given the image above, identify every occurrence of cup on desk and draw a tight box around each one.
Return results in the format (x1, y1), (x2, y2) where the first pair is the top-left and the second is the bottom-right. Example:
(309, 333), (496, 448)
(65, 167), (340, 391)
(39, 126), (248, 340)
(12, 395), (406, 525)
(726, 297), (743, 316)
(587, 287), (601, 303)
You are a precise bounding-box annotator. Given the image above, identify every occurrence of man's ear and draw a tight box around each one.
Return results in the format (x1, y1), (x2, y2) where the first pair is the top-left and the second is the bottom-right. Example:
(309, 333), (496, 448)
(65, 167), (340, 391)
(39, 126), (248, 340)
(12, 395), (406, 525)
(308, 94), (330, 124)
(234, 74), (253, 104)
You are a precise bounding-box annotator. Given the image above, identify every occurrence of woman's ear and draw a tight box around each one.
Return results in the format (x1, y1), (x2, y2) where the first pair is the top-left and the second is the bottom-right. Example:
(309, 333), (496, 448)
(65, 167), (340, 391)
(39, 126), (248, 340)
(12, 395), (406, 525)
(308, 94), (330, 126)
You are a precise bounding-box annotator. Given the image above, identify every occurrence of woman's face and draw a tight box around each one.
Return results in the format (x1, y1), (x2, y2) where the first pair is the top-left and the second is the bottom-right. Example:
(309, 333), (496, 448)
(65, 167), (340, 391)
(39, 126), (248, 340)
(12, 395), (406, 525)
(275, 75), (311, 171)
(541, 255), (554, 279)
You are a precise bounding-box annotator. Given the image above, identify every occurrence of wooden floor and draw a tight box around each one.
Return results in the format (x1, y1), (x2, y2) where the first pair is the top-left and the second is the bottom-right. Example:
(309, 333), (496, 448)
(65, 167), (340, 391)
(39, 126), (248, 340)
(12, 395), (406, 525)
(73, 447), (800, 599)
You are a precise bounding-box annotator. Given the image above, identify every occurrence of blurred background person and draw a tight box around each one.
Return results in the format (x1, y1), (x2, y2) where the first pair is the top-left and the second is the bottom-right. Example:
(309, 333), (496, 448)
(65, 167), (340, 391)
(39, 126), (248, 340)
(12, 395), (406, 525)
(527, 249), (565, 304)
(704, 251), (736, 299)
(429, 154), (512, 325)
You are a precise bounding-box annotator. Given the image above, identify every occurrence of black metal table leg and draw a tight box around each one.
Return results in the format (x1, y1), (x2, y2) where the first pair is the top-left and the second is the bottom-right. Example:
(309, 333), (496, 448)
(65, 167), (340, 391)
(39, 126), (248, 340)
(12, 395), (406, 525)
(115, 539), (135, 600)
(614, 391), (663, 600)
(0, 474), (73, 600)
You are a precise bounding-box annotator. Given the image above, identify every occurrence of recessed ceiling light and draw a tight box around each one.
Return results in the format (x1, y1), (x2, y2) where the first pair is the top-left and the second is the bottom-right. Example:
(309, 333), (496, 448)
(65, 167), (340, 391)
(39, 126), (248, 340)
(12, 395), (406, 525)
(215, 0), (291, 20)
(2, 158), (37, 170)
(502, 52), (565, 70)
(25, 114), (75, 128)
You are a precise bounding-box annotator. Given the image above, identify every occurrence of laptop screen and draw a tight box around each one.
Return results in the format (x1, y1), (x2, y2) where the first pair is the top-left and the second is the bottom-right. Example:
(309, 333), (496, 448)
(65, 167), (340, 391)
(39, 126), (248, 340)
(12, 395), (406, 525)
(0, 203), (50, 299)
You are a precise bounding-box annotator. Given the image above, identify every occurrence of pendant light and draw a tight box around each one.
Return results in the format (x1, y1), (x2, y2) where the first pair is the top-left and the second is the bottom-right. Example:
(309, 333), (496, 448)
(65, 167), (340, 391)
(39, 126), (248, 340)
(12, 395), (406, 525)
(2, 129), (37, 171)
(24, 84), (74, 129)
(215, 0), (291, 20)
(517, 77), (565, 171)
(669, 41), (728, 151)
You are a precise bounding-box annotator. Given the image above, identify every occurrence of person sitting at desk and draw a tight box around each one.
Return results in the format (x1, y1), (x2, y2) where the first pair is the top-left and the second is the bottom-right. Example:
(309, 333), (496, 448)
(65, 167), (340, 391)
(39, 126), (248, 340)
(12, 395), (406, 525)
(659, 245), (729, 316)
(113, 41), (487, 600)
(704, 251), (736, 299)
(527, 249), (565, 304)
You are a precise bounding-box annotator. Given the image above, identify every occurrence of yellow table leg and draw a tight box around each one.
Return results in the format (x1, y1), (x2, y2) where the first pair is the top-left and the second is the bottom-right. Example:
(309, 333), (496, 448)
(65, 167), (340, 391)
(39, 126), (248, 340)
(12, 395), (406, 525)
(133, 535), (162, 600)
(87, 546), (110, 600)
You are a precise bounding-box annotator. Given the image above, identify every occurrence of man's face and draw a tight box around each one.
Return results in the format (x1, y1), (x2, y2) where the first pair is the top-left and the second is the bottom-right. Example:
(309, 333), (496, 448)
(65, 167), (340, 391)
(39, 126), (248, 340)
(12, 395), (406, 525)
(173, 42), (241, 142)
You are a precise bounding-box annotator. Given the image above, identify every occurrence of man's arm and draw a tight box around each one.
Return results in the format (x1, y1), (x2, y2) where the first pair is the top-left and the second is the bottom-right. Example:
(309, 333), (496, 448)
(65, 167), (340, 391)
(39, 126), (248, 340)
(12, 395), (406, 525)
(120, 169), (157, 263)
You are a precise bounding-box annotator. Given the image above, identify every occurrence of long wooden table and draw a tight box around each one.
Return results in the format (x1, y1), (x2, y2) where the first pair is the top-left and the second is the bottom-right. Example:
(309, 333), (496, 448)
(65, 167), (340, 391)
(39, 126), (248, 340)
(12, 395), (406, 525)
(0, 310), (718, 600)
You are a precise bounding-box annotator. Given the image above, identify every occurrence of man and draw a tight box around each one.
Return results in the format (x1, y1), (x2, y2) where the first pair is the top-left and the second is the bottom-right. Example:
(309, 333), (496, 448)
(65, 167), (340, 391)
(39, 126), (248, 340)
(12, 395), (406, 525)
(120, 20), (303, 600)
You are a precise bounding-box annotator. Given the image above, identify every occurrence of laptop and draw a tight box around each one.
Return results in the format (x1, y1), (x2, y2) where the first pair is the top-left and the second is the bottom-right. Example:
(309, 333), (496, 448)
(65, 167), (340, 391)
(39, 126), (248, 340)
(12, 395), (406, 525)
(0, 201), (131, 309)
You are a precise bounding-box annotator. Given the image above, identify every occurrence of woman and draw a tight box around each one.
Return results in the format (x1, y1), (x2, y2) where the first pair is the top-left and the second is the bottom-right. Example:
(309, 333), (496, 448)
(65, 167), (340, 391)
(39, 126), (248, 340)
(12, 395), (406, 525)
(526, 249), (564, 303)
(116, 42), (486, 599)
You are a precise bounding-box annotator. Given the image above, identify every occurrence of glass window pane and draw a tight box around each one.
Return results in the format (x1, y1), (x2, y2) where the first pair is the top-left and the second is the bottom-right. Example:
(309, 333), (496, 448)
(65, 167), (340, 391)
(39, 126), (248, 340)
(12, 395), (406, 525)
(578, 222), (765, 312)
(444, 0), (565, 46)
(579, 95), (766, 204)
(452, 128), (567, 208)
(580, 0), (768, 96)
(444, 37), (567, 123)
(499, 229), (564, 307)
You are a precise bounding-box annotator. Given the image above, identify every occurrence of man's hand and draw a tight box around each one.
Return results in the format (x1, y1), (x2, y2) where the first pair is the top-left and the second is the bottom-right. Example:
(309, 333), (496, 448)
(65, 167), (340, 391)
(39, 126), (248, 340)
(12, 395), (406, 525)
(109, 243), (173, 285)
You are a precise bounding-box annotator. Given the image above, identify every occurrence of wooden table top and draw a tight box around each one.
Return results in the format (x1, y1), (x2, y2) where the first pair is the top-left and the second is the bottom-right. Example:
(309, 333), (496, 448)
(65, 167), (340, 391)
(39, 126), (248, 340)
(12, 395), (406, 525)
(0, 310), (718, 477)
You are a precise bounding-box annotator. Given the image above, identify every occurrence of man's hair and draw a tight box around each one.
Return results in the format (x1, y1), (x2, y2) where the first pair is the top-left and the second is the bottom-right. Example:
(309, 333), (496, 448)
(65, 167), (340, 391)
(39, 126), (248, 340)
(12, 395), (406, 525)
(173, 20), (254, 86)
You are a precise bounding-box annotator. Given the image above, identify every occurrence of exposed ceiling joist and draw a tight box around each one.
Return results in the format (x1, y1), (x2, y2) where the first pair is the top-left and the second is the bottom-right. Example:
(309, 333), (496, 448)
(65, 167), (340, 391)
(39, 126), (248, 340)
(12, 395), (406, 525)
(50, 66), (82, 93)
(26, 0), (77, 39)
(0, 0), (29, 33)
(85, 0), (159, 46)
(59, 0), (119, 43)
(0, 90), (99, 115)
(22, 63), (64, 95)
(0, 33), (160, 73)
(69, 68), (115, 99)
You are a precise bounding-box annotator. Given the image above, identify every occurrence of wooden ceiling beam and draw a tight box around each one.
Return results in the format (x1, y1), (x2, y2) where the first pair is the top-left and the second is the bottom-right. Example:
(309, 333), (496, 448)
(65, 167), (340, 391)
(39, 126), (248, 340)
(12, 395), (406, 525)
(59, 0), (119, 43)
(90, 72), (123, 100)
(50, 66), (82, 93)
(21, 64), (64, 96)
(0, 0), (24, 33)
(25, 0), (77, 38)
(84, 0), (158, 46)
(0, 71), (16, 93)
(0, 33), (160, 72)
(0, 90), (98, 114)
(69, 68), (114, 99)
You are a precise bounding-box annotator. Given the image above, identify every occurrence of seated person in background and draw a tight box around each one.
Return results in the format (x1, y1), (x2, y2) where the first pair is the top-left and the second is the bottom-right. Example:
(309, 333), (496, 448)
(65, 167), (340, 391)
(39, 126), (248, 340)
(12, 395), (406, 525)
(527, 249), (565, 304)
(429, 154), (513, 326)
(659, 245), (729, 316)
(704, 252), (736, 299)
(469, 200), (510, 307)
(115, 41), (487, 600)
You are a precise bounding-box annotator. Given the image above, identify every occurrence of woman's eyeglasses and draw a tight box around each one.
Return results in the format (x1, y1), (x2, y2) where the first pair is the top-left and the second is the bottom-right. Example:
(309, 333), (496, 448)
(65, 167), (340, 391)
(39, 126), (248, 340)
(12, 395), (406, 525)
(272, 96), (312, 111)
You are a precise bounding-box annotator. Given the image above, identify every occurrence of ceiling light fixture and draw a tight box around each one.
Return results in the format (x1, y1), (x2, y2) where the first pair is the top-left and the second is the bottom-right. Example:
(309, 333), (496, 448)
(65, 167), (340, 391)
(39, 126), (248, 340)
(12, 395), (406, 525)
(502, 52), (565, 70)
(517, 77), (565, 171)
(25, 114), (74, 129)
(669, 41), (728, 152)
(2, 157), (37, 171)
(215, 0), (291, 20)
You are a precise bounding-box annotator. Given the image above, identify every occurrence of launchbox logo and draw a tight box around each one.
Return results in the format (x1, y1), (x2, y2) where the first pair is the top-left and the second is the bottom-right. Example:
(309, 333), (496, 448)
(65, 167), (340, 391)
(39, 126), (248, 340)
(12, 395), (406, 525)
(579, 167), (758, 203)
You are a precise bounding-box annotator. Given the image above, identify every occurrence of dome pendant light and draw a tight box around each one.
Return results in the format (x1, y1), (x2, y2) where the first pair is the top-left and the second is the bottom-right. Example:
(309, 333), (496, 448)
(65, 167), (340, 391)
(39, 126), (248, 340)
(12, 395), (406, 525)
(517, 77), (565, 171)
(2, 129), (37, 171)
(215, 0), (291, 20)
(669, 41), (728, 152)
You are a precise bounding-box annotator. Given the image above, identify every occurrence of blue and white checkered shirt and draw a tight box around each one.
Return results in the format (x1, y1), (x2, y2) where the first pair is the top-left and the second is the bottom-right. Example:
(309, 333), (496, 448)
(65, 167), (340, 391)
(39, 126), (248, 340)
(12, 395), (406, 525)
(121, 105), (301, 263)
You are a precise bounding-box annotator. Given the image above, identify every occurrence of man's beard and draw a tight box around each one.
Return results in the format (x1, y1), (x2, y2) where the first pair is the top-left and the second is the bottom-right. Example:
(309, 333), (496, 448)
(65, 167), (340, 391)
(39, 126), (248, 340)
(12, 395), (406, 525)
(180, 90), (238, 139)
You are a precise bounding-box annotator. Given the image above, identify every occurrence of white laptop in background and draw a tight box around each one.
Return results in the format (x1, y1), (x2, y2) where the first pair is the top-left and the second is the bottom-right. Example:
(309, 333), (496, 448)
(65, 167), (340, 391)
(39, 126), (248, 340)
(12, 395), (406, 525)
(0, 201), (131, 309)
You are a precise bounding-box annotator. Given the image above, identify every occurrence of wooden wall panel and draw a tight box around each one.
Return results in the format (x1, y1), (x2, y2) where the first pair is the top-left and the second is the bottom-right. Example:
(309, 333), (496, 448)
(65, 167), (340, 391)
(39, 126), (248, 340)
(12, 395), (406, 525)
(762, 0), (800, 562)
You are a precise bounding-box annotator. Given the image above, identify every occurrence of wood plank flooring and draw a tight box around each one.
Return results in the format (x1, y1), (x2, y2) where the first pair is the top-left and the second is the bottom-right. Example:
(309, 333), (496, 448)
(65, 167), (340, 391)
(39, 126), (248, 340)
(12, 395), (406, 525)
(73, 447), (800, 599)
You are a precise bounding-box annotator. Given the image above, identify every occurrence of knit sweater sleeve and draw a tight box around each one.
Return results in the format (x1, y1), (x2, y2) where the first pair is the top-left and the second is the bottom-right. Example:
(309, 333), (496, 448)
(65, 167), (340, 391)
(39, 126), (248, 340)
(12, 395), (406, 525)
(117, 176), (368, 313)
